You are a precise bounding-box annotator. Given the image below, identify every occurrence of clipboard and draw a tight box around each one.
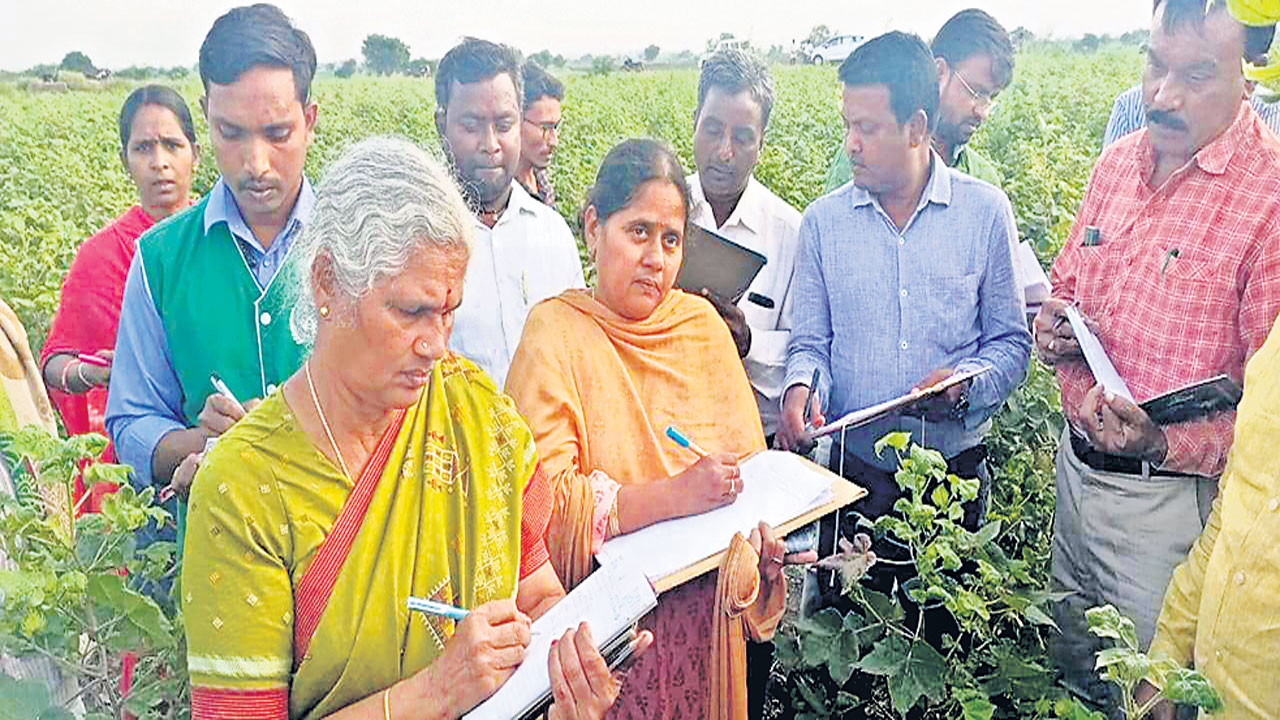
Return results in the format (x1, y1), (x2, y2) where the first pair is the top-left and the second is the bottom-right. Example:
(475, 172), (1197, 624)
(654, 456), (864, 593)
(675, 223), (768, 303)
(811, 366), (992, 439)
(593, 448), (865, 594)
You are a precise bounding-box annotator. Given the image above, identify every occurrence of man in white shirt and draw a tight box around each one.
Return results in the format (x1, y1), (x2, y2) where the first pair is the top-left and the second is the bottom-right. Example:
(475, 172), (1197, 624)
(686, 49), (803, 720)
(687, 48), (803, 443)
(435, 38), (584, 388)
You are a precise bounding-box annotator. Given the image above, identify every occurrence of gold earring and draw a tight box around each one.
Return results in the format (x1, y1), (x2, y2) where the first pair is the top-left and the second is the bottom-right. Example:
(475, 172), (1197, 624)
(319, 305), (330, 318)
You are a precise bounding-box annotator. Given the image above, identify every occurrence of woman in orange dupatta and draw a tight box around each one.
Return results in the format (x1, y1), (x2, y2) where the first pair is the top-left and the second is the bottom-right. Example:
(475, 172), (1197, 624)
(181, 138), (643, 720)
(506, 139), (795, 720)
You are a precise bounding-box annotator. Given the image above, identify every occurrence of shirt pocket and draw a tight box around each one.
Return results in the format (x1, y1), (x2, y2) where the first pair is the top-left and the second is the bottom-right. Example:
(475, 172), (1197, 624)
(1149, 249), (1237, 333)
(923, 272), (981, 354)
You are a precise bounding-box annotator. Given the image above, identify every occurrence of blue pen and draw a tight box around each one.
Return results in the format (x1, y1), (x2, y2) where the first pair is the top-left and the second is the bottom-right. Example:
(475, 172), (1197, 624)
(406, 596), (469, 621)
(664, 425), (709, 458)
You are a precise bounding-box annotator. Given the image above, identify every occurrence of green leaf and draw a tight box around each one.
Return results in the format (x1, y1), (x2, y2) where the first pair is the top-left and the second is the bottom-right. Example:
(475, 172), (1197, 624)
(1162, 667), (1223, 712)
(86, 573), (175, 649)
(1086, 604), (1139, 651)
(930, 484), (950, 508)
(827, 623), (863, 685)
(958, 693), (995, 720)
(874, 431), (912, 458)
(855, 634), (908, 676)
(949, 473), (980, 502)
(885, 639), (948, 714)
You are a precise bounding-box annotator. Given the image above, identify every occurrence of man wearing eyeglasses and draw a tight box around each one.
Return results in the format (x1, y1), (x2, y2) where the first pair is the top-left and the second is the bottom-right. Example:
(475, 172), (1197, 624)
(435, 38), (584, 388)
(517, 62), (562, 208)
(823, 9), (1012, 193)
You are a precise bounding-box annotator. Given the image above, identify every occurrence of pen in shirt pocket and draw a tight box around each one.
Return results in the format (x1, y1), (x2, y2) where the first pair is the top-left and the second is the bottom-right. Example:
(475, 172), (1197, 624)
(1160, 247), (1181, 281)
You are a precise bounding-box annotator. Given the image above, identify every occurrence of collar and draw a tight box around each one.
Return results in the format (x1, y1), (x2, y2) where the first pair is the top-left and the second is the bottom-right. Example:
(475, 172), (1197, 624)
(203, 176), (316, 250)
(478, 180), (541, 229)
(1138, 101), (1252, 180)
(849, 151), (952, 212)
(688, 174), (766, 235)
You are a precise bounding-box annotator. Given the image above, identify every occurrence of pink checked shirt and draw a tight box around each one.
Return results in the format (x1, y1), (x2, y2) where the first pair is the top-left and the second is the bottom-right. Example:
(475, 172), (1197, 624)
(1051, 102), (1280, 477)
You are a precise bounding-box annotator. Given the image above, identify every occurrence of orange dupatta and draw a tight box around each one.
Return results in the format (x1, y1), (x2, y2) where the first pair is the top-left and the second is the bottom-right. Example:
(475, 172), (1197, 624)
(505, 288), (782, 720)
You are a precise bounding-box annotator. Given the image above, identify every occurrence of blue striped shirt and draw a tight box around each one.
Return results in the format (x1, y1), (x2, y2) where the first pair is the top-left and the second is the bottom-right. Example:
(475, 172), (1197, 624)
(784, 156), (1030, 469)
(1104, 83), (1280, 147)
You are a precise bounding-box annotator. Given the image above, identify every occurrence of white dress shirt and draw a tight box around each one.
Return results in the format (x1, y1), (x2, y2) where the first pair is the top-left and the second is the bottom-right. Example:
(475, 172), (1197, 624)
(450, 181), (585, 389)
(688, 174), (802, 437)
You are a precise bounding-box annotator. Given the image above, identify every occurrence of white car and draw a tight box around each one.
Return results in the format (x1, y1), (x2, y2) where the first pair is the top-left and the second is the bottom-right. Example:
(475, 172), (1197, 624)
(809, 34), (865, 64)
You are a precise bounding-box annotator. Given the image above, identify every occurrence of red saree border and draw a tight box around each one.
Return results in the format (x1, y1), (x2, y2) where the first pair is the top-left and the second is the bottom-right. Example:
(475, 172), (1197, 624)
(292, 409), (406, 665)
(191, 686), (288, 720)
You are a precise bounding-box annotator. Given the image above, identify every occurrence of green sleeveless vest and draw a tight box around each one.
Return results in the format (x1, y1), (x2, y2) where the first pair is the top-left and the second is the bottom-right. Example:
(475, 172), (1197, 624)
(139, 196), (307, 553)
(138, 195), (306, 426)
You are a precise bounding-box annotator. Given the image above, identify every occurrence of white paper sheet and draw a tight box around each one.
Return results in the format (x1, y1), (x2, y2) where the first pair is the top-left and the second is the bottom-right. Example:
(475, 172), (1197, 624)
(463, 561), (656, 720)
(1015, 241), (1052, 304)
(1064, 305), (1134, 402)
(594, 450), (834, 584)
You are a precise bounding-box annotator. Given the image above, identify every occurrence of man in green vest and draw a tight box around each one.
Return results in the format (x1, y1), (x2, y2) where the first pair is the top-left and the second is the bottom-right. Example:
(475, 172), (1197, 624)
(106, 4), (317, 533)
(823, 9), (1012, 193)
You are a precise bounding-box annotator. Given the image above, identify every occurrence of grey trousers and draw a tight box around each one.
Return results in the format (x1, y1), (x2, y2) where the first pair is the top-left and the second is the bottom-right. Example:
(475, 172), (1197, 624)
(1049, 428), (1218, 708)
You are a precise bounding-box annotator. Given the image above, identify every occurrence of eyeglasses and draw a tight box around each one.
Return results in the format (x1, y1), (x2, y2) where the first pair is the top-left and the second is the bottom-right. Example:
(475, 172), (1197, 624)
(954, 70), (997, 111)
(523, 118), (560, 140)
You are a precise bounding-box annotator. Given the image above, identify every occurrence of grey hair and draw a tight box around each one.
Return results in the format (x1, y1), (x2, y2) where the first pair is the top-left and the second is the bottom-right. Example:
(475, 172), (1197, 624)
(696, 48), (775, 129)
(288, 136), (473, 347)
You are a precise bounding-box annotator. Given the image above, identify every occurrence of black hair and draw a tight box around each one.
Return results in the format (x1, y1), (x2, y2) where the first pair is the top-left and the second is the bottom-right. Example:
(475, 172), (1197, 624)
(198, 4), (316, 102)
(1155, 0), (1275, 60)
(119, 84), (197, 155)
(586, 139), (690, 227)
(839, 31), (940, 132)
(435, 38), (524, 112)
(522, 62), (564, 109)
(696, 48), (775, 129)
(931, 9), (1015, 89)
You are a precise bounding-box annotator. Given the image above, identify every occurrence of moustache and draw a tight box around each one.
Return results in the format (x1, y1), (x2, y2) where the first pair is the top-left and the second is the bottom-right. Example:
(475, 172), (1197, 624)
(1147, 109), (1188, 132)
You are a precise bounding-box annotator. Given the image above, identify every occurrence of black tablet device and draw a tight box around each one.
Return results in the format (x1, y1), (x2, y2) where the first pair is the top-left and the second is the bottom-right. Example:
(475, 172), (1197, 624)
(675, 224), (768, 303)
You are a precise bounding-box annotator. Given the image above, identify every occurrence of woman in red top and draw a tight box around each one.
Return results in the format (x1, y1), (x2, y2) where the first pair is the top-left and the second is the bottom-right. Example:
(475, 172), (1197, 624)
(40, 84), (199, 512)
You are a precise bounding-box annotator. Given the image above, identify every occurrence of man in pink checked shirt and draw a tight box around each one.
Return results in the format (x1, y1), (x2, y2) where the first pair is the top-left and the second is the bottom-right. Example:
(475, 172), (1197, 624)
(1032, 0), (1280, 710)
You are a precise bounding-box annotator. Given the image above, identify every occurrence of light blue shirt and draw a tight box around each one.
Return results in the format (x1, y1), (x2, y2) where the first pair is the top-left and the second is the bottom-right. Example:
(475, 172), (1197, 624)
(1104, 83), (1280, 147)
(783, 155), (1030, 470)
(106, 178), (315, 487)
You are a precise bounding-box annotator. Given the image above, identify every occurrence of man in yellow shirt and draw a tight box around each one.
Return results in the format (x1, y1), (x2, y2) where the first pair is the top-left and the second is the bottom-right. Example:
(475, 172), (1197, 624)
(1146, 317), (1280, 718)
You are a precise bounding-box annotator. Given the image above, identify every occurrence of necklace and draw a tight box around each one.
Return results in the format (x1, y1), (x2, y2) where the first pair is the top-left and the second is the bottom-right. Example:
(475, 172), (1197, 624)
(305, 361), (352, 480)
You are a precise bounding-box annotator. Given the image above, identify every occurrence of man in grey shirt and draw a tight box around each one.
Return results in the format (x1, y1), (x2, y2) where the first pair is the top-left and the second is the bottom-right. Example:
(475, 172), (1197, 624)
(780, 32), (1029, 608)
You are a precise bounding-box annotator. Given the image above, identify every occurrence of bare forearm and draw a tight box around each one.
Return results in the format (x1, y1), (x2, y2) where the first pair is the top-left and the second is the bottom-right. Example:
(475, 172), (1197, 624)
(43, 353), (96, 394)
(152, 427), (209, 486)
(321, 676), (450, 720)
(616, 478), (681, 535)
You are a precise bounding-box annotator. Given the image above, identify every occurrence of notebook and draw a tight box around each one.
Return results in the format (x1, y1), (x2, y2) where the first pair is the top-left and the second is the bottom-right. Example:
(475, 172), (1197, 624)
(462, 560), (657, 720)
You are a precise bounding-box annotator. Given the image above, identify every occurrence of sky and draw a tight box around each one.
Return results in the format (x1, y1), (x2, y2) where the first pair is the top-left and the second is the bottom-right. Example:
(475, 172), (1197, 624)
(0, 0), (1153, 72)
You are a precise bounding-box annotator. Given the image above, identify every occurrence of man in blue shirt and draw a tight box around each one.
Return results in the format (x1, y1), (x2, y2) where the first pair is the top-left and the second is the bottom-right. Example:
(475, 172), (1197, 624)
(107, 4), (318, 507)
(780, 32), (1030, 608)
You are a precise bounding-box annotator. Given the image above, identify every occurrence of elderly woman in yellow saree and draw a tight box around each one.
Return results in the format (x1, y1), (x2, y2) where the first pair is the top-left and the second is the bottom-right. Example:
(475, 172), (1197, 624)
(505, 139), (799, 720)
(181, 137), (645, 720)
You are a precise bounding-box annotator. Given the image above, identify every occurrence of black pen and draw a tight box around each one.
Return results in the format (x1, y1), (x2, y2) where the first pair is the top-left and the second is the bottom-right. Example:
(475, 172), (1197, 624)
(803, 368), (820, 429)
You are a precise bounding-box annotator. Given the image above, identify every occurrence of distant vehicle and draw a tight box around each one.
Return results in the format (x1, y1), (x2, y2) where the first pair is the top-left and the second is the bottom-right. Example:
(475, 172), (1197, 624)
(622, 58), (645, 72)
(808, 34), (865, 64)
(701, 37), (752, 67)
